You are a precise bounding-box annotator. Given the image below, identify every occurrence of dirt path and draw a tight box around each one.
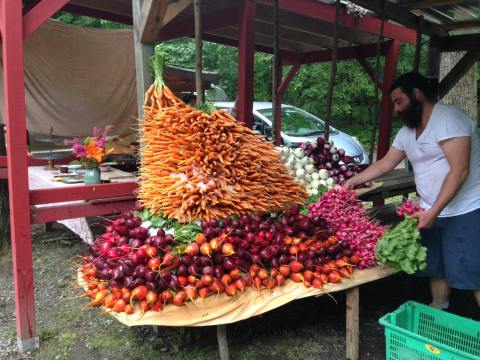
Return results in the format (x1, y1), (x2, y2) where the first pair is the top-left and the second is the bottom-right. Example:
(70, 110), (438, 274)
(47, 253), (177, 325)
(0, 223), (478, 360)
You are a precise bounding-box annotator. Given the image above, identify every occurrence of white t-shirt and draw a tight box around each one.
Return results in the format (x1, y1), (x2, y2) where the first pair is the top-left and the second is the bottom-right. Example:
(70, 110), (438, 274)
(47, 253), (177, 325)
(392, 103), (480, 217)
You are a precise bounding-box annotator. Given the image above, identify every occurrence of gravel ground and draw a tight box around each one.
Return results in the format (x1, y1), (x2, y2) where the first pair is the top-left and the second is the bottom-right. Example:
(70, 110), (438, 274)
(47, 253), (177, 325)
(0, 222), (478, 360)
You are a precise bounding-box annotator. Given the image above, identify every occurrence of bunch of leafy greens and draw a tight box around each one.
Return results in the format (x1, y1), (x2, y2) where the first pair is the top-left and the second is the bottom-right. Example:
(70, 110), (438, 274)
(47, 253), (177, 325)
(301, 185), (329, 214)
(375, 217), (427, 274)
(135, 209), (201, 245)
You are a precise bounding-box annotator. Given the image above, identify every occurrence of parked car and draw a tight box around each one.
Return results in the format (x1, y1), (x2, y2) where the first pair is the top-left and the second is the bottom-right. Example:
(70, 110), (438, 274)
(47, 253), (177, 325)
(214, 101), (369, 164)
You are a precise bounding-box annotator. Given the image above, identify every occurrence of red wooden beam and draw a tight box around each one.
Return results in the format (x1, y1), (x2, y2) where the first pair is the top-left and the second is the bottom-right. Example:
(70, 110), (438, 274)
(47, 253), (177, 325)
(0, 155), (78, 168)
(23, 0), (71, 38)
(286, 42), (389, 65)
(1, 0), (38, 351)
(30, 182), (138, 205)
(237, 0), (256, 128)
(377, 40), (400, 160)
(31, 199), (136, 224)
(355, 55), (385, 92)
(0, 168), (7, 179)
(158, 5), (241, 42)
(255, 0), (416, 45)
(277, 60), (300, 95)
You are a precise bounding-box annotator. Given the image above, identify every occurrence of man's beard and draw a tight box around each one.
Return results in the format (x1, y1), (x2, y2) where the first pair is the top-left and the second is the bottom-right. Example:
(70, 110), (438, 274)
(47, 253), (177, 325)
(398, 96), (423, 129)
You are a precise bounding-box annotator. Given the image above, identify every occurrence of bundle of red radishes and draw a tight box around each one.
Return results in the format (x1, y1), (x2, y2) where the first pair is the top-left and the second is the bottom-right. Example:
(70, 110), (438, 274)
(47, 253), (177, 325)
(302, 136), (370, 187)
(396, 200), (424, 217)
(80, 203), (364, 315)
(308, 187), (388, 269)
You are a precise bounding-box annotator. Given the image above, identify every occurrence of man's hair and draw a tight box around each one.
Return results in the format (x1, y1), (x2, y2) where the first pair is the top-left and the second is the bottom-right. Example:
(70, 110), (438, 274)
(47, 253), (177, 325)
(389, 72), (437, 101)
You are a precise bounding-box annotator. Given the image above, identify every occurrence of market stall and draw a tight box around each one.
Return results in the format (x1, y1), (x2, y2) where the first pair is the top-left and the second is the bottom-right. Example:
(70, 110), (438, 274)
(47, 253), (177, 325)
(7, 0), (478, 357)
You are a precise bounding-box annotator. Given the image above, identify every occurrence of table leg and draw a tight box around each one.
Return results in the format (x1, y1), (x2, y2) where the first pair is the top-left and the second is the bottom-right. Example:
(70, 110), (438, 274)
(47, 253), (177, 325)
(217, 325), (230, 360)
(346, 286), (360, 360)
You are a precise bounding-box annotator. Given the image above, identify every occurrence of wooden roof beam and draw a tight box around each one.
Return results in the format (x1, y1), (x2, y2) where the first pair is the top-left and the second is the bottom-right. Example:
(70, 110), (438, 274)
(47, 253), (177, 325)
(443, 20), (480, 32)
(347, 0), (447, 37)
(139, 0), (192, 43)
(401, 0), (470, 10)
(68, 0), (132, 18)
(432, 33), (480, 51)
(255, 0), (419, 43)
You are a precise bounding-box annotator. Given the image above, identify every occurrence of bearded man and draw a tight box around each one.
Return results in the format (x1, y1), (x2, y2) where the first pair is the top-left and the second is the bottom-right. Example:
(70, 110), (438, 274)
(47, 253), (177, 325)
(345, 72), (480, 311)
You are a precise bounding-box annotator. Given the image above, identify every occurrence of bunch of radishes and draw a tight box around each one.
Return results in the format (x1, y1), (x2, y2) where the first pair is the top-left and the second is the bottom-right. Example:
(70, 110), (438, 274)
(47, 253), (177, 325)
(308, 187), (388, 269)
(396, 200), (424, 217)
(302, 137), (371, 187)
(277, 146), (336, 196)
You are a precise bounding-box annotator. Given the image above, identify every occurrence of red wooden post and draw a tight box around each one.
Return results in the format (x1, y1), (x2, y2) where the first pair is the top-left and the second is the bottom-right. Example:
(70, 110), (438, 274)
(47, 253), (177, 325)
(376, 40), (400, 160)
(237, 0), (255, 128)
(1, 0), (38, 351)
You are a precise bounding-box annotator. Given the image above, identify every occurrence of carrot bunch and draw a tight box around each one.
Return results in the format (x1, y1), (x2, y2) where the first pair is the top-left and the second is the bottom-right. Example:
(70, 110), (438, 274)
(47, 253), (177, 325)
(138, 51), (307, 222)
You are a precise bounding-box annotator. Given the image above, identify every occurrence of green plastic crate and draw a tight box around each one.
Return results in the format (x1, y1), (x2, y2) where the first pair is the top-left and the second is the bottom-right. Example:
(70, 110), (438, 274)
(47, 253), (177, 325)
(379, 301), (480, 360)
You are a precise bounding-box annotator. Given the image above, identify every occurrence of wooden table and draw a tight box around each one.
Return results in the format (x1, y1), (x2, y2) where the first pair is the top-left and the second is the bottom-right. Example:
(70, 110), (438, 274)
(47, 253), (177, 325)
(358, 169), (416, 202)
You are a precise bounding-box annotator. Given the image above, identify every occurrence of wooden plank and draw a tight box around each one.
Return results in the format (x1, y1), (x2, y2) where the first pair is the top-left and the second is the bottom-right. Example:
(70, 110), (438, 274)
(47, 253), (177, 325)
(30, 182), (138, 205)
(162, 0), (193, 29)
(60, 4), (132, 24)
(348, 0), (447, 37)
(346, 287), (359, 360)
(217, 325), (230, 360)
(31, 199), (135, 224)
(68, 0), (132, 17)
(432, 34), (480, 52)
(401, 0), (470, 10)
(355, 55), (385, 92)
(1, 0), (38, 351)
(23, 0), (70, 38)
(438, 50), (480, 99)
(139, 0), (169, 43)
(132, 0), (154, 118)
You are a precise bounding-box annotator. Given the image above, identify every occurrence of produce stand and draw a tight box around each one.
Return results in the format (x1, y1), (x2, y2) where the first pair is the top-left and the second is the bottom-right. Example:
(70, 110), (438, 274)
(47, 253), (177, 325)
(79, 266), (397, 360)
(6, 0), (479, 356)
(357, 169), (416, 202)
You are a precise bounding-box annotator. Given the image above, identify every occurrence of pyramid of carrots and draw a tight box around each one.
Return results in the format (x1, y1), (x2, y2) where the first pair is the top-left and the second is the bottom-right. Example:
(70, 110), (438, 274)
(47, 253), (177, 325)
(138, 50), (307, 223)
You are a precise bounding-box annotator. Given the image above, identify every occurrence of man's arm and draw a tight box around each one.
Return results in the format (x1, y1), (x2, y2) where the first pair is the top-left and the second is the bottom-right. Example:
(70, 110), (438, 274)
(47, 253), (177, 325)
(344, 147), (406, 189)
(413, 136), (471, 229)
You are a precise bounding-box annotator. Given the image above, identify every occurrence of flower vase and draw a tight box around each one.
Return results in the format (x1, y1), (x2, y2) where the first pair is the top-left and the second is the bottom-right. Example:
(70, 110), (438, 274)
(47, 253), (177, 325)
(84, 167), (101, 184)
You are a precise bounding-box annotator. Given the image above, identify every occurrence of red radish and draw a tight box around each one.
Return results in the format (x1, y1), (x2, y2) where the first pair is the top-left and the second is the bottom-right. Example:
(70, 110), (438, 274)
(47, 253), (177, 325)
(121, 289), (132, 303)
(229, 268), (241, 280)
(113, 299), (126, 313)
(290, 261), (304, 273)
(350, 255), (360, 265)
(200, 275), (213, 287)
(146, 290), (158, 305)
(335, 258), (348, 269)
(146, 246), (158, 258)
(312, 278), (323, 288)
(160, 290), (173, 305)
(173, 291), (187, 306)
(279, 265), (291, 277)
(209, 280), (223, 294)
(124, 304), (134, 314)
(328, 271), (341, 284)
(198, 287), (210, 298)
(275, 274), (285, 287)
(151, 299), (163, 312)
(235, 278), (246, 292)
(185, 286), (197, 301)
(252, 277), (262, 290)
(225, 284), (237, 297)
(177, 276), (188, 287)
(184, 243), (199, 257)
(140, 299), (149, 312)
(147, 257), (161, 271)
(264, 278), (276, 290)
(291, 273), (304, 283)
(221, 274), (232, 285)
(257, 268), (268, 280)
(200, 243), (212, 257)
(221, 243), (235, 256)
(162, 253), (175, 266)
(303, 270), (314, 282)
(339, 268), (352, 278)
(131, 285), (148, 304)
(319, 273), (329, 284)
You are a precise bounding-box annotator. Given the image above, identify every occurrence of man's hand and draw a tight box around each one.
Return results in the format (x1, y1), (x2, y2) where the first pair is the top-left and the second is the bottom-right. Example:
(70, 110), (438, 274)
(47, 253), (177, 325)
(411, 209), (438, 229)
(343, 178), (356, 190)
